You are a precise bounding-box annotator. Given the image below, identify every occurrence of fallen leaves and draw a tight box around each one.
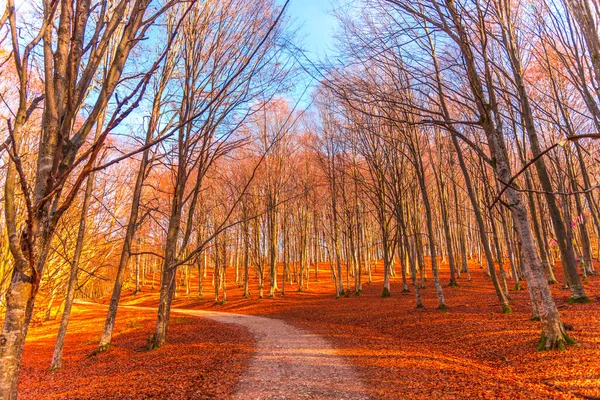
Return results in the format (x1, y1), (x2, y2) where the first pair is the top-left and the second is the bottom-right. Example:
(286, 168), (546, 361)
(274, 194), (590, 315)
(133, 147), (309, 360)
(19, 304), (254, 399)
(17, 259), (600, 399)
(176, 260), (600, 399)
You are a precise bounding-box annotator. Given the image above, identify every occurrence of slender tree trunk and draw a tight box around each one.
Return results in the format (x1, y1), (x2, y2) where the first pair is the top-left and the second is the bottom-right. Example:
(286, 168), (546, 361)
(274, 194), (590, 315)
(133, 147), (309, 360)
(498, 8), (587, 301)
(442, 0), (569, 346)
(574, 143), (600, 263)
(453, 182), (470, 280)
(436, 167), (457, 287)
(97, 90), (162, 352)
(268, 203), (279, 297)
(406, 233), (423, 308)
(566, 150), (594, 276)
(243, 220), (250, 297)
(50, 167), (96, 369)
(198, 251), (204, 298)
(417, 148), (445, 307)
(426, 18), (511, 313)
(149, 172), (185, 349)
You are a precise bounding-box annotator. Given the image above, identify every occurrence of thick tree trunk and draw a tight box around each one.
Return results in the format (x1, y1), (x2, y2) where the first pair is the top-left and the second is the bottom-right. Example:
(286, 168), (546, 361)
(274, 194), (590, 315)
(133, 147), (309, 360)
(1, 272), (37, 400)
(152, 265), (177, 349)
(1, 133), (55, 399)
(498, 9), (587, 301)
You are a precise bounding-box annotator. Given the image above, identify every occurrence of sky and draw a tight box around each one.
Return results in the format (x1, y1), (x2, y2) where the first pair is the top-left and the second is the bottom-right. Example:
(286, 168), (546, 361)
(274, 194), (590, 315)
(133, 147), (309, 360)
(281, 0), (339, 59)
(8, 0), (339, 57)
(6, 0), (339, 108)
(276, 0), (340, 107)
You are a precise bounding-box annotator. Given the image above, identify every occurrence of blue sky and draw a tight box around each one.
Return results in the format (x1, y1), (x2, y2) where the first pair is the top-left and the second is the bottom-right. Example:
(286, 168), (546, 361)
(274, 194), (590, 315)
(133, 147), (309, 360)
(277, 0), (340, 107)
(281, 0), (338, 59)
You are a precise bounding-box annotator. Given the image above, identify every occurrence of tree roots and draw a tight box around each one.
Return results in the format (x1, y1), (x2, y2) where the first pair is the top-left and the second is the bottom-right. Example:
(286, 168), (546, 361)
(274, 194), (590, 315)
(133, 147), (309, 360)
(537, 332), (576, 351)
(568, 296), (592, 304)
(89, 343), (110, 357)
(501, 304), (513, 314)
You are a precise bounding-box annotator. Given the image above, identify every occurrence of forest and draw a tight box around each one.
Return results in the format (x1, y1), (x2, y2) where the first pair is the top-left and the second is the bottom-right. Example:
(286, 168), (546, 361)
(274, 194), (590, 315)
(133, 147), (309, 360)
(0, 0), (600, 398)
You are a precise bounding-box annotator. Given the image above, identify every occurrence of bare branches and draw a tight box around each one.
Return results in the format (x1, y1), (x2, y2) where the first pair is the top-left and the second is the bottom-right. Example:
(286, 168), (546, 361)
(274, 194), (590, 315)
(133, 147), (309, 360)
(490, 133), (600, 208)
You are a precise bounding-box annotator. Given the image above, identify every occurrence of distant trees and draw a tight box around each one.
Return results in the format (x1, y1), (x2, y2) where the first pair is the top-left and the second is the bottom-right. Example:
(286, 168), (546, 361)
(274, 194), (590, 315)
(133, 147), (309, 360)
(1, 2), (600, 397)
(141, 0), (291, 349)
(319, 0), (600, 349)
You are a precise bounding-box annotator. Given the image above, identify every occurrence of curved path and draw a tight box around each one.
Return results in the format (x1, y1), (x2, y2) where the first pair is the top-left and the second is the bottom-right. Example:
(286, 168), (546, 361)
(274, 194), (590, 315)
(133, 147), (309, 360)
(179, 308), (370, 400)
(79, 301), (369, 399)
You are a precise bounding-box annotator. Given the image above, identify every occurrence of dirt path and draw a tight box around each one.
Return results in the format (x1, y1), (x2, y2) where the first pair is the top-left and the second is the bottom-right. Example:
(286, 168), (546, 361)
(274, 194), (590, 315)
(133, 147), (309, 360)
(182, 308), (370, 400)
(78, 301), (369, 399)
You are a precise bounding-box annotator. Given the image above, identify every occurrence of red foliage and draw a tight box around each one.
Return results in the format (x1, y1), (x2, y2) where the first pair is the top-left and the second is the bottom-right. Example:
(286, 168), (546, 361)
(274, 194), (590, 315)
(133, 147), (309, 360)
(19, 260), (600, 399)
(167, 261), (600, 399)
(19, 304), (253, 399)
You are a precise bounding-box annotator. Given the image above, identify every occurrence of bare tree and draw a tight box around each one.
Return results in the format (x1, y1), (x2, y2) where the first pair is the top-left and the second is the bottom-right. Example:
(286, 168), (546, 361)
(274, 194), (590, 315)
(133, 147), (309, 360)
(0, 0), (179, 394)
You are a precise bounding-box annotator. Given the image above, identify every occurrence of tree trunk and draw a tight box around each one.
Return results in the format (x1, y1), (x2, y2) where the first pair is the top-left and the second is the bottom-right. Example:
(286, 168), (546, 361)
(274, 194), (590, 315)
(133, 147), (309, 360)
(497, 7), (587, 302)
(442, 0), (570, 347)
(50, 165), (96, 369)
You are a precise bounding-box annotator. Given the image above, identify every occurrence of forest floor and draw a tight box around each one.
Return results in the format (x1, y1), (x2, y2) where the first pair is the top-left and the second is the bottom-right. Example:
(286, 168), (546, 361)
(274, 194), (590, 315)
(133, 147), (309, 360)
(119, 304), (369, 399)
(19, 260), (600, 399)
(19, 303), (254, 399)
